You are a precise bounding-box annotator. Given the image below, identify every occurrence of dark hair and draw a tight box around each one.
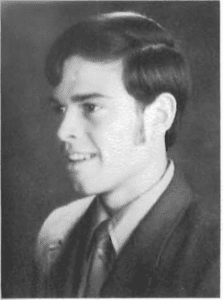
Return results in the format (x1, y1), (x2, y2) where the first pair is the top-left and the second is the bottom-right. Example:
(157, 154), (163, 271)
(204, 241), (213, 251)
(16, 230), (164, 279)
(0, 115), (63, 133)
(45, 11), (191, 149)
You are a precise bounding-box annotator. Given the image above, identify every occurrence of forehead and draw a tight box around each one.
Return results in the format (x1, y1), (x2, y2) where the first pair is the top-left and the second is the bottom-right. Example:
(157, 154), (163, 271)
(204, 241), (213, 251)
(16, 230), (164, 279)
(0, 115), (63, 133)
(54, 56), (126, 98)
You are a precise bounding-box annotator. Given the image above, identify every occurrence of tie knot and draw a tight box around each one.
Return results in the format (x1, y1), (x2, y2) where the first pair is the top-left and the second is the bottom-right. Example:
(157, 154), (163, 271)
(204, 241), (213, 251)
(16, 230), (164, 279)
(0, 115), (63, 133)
(94, 220), (110, 243)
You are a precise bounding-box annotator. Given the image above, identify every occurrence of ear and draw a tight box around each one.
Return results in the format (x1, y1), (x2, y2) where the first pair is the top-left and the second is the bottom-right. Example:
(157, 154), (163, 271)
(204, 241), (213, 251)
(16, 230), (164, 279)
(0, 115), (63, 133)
(144, 92), (177, 135)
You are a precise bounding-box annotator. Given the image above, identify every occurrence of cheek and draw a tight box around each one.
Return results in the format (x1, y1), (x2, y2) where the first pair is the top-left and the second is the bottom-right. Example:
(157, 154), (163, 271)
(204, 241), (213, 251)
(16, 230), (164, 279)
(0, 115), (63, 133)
(98, 118), (137, 161)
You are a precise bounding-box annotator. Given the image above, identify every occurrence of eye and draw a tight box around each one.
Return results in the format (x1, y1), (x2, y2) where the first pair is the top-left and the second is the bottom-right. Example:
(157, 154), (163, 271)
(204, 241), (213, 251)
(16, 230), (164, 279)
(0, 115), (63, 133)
(83, 103), (100, 114)
(52, 104), (66, 114)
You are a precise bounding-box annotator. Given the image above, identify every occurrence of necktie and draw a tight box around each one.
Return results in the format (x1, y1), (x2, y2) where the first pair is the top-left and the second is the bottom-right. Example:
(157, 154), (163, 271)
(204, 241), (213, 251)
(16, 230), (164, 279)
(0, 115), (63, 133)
(84, 220), (115, 297)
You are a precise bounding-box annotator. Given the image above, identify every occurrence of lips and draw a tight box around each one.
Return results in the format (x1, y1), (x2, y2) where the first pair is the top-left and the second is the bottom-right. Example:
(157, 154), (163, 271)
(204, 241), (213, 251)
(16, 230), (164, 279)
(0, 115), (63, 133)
(68, 152), (97, 162)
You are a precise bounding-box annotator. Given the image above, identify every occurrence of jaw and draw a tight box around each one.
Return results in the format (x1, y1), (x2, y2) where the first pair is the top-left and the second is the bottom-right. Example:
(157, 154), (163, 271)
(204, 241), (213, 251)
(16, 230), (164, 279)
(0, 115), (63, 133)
(98, 153), (168, 213)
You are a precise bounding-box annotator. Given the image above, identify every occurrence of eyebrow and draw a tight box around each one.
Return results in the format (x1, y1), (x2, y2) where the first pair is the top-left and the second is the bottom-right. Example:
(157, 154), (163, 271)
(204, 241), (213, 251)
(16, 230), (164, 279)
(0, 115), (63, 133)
(71, 93), (105, 102)
(49, 93), (106, 104)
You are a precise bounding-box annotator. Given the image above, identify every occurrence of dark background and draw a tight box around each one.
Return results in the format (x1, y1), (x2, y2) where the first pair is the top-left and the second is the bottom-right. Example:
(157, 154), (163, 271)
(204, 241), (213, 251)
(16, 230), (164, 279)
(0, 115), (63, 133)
(2, 1), (220, 297)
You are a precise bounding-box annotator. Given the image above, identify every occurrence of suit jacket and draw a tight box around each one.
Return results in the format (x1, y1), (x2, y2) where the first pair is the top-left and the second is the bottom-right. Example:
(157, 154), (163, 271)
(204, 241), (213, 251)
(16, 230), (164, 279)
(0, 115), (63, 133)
(33, 168), (220, 297)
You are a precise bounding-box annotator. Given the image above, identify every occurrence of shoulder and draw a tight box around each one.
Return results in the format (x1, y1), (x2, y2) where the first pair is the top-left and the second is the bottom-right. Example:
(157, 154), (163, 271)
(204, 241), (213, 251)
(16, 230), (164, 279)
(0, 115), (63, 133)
(169, 165), (219, 237)
(169, 185), (220, 254)
(35, 196), (94, 273)
(153, 177), (220, 296)
(182, 196), (220, 295)
(183, 192), (219, 239)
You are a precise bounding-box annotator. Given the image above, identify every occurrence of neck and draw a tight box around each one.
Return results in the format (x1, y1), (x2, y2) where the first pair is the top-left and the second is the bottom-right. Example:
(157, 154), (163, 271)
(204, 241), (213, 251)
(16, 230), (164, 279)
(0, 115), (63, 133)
(100, 151), (168, 215)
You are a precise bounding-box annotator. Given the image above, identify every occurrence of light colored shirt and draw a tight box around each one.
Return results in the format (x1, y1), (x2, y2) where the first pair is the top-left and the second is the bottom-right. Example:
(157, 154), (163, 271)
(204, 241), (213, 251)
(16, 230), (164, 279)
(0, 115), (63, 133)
(78, 160), (174, 296)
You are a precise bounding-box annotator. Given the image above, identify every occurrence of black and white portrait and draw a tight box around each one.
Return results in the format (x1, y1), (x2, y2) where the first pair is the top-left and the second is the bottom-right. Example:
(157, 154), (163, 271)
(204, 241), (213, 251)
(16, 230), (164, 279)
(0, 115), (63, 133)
(2, 1), (220, 297)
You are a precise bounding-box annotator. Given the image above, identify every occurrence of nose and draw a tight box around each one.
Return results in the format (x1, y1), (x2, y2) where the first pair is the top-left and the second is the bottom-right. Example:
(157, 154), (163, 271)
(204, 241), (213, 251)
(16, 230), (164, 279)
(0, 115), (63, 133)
(57, 107), (84, 142)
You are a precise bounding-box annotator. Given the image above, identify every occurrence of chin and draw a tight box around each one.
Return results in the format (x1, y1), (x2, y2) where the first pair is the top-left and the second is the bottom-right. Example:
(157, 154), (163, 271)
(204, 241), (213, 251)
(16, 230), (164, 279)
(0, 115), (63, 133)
(71, 181), (98, 198)
(69, 175), (115, 198)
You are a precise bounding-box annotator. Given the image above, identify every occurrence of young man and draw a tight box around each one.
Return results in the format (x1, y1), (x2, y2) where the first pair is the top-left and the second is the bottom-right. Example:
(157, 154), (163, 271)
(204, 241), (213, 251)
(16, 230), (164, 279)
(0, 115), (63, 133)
(34, 12), (219, 297)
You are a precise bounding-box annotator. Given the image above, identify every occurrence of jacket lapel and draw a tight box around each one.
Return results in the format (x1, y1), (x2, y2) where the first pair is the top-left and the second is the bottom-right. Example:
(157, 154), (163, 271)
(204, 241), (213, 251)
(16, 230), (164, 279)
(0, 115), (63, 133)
(101, 168), (193, 297)
(48, 199), (97, 297)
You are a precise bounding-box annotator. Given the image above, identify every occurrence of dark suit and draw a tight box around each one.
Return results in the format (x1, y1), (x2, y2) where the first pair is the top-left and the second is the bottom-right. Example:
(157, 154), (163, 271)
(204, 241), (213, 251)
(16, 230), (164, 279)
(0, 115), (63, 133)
(33, 167), (220, 297)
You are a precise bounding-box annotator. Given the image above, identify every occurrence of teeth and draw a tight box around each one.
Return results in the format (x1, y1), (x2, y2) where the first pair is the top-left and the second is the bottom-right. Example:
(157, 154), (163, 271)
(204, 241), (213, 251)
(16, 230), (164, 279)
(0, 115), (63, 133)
(69, 153), (94, 161)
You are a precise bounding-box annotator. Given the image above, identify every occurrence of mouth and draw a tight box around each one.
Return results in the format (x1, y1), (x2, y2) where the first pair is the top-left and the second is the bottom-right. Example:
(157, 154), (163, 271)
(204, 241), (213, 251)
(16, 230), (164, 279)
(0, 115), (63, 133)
(68, 152), (97, 163)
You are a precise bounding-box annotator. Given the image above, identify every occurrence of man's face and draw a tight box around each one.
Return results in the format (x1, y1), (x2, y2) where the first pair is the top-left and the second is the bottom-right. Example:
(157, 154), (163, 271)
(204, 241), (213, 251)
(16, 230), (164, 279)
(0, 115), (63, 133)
(53, 56), (155, 197)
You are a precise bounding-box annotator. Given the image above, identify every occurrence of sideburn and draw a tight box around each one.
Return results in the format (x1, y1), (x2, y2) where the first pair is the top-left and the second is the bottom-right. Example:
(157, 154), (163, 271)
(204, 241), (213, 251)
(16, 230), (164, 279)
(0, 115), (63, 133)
(134, 104), (146, 146)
